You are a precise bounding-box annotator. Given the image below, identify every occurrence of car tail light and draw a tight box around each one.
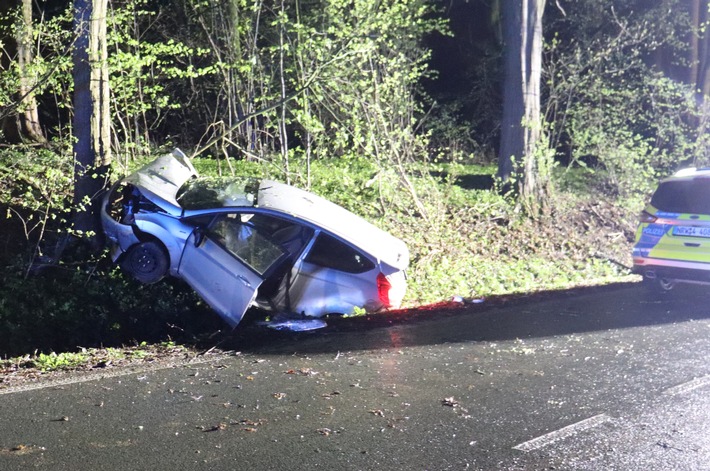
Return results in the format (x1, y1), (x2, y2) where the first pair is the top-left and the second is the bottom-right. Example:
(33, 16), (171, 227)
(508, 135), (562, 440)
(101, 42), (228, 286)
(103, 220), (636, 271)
(377, 272), (391, 307)
(639, 211), (657, 223)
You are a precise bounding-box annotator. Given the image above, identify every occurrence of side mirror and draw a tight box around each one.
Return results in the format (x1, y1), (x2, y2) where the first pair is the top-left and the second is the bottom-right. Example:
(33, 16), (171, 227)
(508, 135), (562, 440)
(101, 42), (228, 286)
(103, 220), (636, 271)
(194, 228), (206, 247)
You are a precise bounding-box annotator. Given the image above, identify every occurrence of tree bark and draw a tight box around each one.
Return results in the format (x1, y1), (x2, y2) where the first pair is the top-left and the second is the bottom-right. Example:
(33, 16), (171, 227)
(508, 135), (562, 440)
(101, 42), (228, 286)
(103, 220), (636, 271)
(13, 0), (46, 143)
(520, 0), (545, 200)
(698, 1), (710, 97)
(498, 0), (547, 210)
(689, 0), (701, 87)
(72, 0), (111, 249)
(498, 0), (524, 185)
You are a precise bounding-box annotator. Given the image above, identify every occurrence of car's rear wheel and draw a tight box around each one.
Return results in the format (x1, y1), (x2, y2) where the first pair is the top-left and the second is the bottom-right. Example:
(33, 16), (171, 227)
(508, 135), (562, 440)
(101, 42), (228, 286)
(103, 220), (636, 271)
(642, 275), (675, 294)
(657, 278), (675, 291)
(121, 240), (169, 284)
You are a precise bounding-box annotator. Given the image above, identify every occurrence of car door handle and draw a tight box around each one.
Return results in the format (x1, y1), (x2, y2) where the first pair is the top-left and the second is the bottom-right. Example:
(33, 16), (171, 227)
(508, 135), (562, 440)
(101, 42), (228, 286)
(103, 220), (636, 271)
(237, 275), (252, 288)
(684, 242), (701, 247)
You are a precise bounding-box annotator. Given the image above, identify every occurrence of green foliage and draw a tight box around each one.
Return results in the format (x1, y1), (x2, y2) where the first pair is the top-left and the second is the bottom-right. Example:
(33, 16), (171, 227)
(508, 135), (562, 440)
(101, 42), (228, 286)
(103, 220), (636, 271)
(561, 73), (696, 198)
(163, 0), (447, 177)
(0, 261), (218, 357)
(33, 351), (88, 372)
(0, 147), (74, 268)
(107, 0), (213, 156)
(424, 103), (490, 164)
(293, 0), (447, 165)
(545, 0), (706, 203)
(0, 3), (73, 129)
(0, 342), (190, 372)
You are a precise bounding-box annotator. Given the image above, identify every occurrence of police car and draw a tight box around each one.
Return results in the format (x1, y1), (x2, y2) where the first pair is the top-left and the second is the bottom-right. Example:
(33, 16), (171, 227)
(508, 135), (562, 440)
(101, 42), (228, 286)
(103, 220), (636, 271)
(632, 167), (710, 291)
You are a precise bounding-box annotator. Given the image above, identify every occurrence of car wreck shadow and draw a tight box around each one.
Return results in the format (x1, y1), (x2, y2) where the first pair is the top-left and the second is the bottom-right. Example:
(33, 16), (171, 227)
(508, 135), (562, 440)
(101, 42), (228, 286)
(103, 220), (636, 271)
(222, 281), (710, 355)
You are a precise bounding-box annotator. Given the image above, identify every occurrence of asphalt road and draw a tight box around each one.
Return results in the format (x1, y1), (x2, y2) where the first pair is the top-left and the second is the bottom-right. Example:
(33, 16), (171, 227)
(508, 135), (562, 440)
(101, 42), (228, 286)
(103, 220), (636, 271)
(1, 282), (709, 470)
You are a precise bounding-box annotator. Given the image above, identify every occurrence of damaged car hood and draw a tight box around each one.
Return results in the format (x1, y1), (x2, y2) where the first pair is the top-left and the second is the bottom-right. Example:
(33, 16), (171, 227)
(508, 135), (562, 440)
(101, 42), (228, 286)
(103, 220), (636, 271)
(123, 149), (198, 217)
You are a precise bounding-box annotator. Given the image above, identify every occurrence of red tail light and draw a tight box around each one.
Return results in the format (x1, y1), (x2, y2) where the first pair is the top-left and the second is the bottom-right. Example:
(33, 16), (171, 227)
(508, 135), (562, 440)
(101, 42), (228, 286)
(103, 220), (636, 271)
(377, 272), (391, 307)
(639, 211), (657, 223)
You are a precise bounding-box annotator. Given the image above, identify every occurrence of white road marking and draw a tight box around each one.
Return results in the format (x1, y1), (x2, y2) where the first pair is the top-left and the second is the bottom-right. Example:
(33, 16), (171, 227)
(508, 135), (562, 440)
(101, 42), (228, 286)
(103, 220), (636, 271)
(513, 414), (612, 452)
(663, 375), (710, 396)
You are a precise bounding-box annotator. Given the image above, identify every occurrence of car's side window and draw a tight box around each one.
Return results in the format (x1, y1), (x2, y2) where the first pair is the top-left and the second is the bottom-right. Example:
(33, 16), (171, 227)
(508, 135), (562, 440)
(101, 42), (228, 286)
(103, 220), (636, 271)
(304, 233), (375, 274)
(207, 214), (285, 275)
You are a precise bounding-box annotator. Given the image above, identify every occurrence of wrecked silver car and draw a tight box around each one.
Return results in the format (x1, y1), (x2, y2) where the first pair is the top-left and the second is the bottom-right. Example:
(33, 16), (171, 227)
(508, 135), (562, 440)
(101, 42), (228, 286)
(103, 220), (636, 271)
(101, 149), (409, 328)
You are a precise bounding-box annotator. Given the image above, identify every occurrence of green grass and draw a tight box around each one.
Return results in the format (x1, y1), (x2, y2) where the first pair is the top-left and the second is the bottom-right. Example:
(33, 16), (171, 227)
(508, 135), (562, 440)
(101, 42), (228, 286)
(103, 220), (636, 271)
(33, 351), (88, 372)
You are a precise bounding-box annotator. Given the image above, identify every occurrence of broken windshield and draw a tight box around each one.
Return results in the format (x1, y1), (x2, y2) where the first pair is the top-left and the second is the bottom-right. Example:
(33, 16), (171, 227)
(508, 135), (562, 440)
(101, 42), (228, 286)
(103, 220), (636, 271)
(177, 177), (261, 210)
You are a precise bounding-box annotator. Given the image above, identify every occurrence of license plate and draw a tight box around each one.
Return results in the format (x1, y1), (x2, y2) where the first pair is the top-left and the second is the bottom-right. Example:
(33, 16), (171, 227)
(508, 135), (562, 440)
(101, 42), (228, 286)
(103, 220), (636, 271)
(672, 225), (710, 238)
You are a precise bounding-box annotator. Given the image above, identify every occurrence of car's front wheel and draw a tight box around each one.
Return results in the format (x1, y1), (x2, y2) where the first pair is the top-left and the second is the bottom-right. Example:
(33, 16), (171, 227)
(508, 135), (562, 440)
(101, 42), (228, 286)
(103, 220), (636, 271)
(121, 240), (169, 284)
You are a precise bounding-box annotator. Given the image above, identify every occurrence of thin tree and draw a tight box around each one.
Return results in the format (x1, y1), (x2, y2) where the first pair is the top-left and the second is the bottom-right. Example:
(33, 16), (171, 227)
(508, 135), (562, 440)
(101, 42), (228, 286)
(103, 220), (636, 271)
(689, 0), (709, 165)
(694, 0), (709, 97)
(17, 0), (46, 143)
(72, 0), (111, 250)
(498, 0), (548, 213)
(0, 0), (45, 143)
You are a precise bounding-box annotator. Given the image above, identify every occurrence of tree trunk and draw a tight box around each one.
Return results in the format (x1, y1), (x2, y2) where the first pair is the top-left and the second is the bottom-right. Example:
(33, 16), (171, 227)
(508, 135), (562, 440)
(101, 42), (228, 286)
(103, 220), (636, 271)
(698, 1), (710, 97)
(498, 0), (524, 185)
(72, 0), (111, 250)
(690, 0), (701, 87)
(14, 0), (45, 143)
(498, 0), (547, 212)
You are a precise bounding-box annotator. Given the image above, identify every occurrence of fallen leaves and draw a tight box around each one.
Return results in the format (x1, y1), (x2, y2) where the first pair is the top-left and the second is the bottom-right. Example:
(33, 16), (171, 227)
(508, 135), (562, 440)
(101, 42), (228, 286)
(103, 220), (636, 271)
(0, 444), (45, 456)
(441, 396), (471, 418)
(204, 422), (228, 432)
(198, 418), (266, 433)
(441, 397), (459, 407)
(284, 368), (319, 376)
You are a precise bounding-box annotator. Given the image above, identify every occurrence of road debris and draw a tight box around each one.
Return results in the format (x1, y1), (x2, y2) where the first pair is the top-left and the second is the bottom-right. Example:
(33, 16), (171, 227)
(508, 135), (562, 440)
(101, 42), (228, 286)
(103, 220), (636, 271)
(260, 319), (328, 331)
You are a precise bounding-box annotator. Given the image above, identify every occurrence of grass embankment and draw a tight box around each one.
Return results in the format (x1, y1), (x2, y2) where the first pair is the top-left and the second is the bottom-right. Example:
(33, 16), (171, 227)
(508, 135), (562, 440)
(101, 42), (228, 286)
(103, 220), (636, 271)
(0, 152), (640, 369)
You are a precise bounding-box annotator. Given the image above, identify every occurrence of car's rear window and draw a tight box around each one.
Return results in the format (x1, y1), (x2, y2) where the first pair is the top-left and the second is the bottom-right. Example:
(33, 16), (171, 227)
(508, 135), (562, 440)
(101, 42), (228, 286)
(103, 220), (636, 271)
(305, 233), (375, 273)
(177, 177), (260, 210)
(651, 178), (710, 214)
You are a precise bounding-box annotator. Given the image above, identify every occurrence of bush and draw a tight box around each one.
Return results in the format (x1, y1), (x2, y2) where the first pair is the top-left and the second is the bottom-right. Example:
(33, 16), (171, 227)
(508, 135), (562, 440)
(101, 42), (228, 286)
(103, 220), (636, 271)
(0, 260), (220, 357)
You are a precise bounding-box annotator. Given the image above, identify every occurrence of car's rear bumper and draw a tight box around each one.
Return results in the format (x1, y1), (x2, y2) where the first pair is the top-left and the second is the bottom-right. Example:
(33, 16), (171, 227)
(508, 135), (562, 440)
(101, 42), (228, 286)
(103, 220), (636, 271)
(632, 256), (710, 284)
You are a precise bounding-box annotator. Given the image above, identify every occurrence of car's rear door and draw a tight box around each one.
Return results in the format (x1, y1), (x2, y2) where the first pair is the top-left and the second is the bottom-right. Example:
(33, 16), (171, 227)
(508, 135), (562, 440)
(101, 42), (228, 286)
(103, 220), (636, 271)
(178, 213), (285, 327)
(278, 231), (380, 316)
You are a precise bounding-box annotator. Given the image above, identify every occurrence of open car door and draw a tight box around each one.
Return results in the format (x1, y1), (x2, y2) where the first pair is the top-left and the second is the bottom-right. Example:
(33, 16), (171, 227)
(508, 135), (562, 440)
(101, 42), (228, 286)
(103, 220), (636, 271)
(178, 214), (286, 328)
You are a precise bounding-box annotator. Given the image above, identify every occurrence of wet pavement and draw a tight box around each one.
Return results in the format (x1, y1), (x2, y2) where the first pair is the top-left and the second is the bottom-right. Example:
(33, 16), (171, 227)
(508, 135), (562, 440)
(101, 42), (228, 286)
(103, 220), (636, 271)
(1, 282), (709, 470)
